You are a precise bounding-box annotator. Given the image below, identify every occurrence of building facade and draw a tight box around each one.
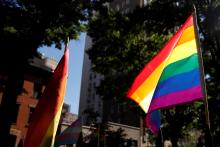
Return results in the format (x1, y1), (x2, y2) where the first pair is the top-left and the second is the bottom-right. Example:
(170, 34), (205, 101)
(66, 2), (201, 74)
(78, 35), (104, 124)
(0, 54), (57, 147)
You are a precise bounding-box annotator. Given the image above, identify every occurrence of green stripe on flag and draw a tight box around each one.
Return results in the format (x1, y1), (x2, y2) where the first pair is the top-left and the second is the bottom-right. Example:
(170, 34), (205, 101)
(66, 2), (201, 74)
(159, 54), (199, 82)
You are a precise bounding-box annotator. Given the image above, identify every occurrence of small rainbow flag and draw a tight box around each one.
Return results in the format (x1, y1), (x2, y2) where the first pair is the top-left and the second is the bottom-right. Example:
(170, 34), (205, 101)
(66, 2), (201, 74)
(145, 110), (161, 135)
(128, 15), (204, 114)
(24, 47), (69, 147)
(55, 118), (82, 146)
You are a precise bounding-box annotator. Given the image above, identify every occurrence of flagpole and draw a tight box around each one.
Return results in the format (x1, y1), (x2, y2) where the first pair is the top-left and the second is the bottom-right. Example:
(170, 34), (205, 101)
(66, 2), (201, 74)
(65, 37), (69, 52)
(159, 127), (164, 147)
(139, 113), (144, 147)
(192, 5), (214, 147)
(97, 124), (100, 147)
(192, 5), (211, 131)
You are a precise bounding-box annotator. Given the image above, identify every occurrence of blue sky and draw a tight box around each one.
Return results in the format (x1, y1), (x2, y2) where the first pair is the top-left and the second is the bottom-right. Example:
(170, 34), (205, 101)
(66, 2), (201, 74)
(38, 33), (86, 115)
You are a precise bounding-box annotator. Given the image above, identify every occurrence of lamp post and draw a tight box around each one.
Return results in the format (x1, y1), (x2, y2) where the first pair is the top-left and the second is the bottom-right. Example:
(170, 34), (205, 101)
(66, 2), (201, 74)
(96, 116), (101, 147)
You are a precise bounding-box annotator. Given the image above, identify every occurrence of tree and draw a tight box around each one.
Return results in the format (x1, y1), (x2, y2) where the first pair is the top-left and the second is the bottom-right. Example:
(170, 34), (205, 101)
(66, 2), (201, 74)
(78, 123), (128, 147)
(87, 0), (220, 146)
(0, 0), (111, 146)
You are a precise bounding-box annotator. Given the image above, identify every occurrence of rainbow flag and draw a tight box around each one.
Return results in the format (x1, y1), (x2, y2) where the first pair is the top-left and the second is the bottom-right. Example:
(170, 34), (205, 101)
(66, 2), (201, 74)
(24, 48), (69, 147)
(127, 15), (204, 114)
(55, 118), (82, 146)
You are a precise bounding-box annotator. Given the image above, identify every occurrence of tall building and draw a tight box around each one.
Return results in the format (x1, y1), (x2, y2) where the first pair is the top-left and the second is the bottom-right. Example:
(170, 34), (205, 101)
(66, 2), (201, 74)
(78, 35), (104, 124)
(0, 53), (57, 147)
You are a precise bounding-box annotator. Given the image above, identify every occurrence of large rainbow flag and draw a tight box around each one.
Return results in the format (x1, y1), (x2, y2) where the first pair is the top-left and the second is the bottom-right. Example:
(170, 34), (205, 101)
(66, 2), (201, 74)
(24, 47), (69, 147)
(128, 15), (204, 115)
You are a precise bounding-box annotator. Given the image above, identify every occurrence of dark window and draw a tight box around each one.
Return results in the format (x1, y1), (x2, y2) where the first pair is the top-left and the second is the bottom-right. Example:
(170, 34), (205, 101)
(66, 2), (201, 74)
(126, 139), (137, 147)
(131, 140), (137, 147)
(92, 93), (95, 100)
(28, 107), (35, 124)
(89, 74), (92, 80)
(33, 82), (42, 99)
(11, 103), (20, 123)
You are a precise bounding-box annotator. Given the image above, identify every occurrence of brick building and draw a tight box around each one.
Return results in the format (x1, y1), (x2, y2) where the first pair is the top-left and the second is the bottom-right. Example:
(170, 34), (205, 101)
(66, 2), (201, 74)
(0, 53), (57, 147)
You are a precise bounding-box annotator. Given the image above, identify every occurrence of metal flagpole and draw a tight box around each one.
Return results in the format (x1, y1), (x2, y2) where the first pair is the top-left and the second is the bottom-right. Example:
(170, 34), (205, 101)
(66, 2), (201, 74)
(192, 5), (214, 147)
(192, 5), (211, 132)
(159, 127), (164, 147)
(97, 124), (100, 147)
(155, 126), (164, 147)
(139, 111), (144, 147)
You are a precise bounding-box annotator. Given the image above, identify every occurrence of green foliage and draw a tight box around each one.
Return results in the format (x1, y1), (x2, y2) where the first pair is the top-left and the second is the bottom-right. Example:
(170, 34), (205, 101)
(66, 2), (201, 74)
(0, 0), (111, 62)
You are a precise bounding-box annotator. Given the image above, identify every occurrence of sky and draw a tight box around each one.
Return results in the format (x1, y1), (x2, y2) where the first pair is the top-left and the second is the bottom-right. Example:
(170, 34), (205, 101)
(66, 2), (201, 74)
(38, 33), (86, 115)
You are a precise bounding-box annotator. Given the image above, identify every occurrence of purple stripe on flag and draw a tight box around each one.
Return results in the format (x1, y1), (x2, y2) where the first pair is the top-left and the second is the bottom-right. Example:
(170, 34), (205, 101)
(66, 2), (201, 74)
(148, 85), (203, 113)
(55, 133), (80, 146)
(145, 111), (160, 135)
(55, 118), (81, 146)
(56, 133), (80, 141)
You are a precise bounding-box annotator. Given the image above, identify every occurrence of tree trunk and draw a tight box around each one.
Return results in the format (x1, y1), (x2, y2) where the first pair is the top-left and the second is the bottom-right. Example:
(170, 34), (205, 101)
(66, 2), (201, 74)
(171, 135), (178, 147)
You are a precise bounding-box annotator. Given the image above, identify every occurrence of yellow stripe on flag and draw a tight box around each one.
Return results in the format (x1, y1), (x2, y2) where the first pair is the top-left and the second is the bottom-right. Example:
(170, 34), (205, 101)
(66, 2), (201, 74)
(40, 102), (64, 147)
(166, 39), (197, 66)
(176, 26), (195, 46)
(130, 57), (169, 105)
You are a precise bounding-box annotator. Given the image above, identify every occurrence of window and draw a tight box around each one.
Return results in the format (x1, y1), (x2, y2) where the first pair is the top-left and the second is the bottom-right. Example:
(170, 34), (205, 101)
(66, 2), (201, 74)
(11, 103), (20, 123)
(28, 107), (35, 124)
(126, 139), (138, 147)
(33, 82), (42, 99)
(88, 92), (91, 98)
(93, 82), (96, 88)
(98, 102), (102, 108)
(92, 93), (95, 100)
